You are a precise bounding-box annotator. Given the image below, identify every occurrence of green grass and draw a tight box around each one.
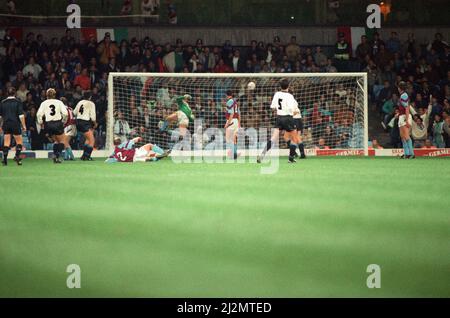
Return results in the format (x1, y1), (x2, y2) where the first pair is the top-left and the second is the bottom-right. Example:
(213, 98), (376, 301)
(0, 157), (449, 297)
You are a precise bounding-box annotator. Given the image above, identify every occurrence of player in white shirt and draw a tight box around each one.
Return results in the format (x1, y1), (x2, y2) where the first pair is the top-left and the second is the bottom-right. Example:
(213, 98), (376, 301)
(36, 88), (68, 163)
(292, 103), (306, 158)
(73, 91), (97, 161)
(258, 78), (301, 163)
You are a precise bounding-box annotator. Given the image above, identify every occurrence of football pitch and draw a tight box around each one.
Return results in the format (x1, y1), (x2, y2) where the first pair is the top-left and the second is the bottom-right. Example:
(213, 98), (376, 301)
(1, 157), (449, 298)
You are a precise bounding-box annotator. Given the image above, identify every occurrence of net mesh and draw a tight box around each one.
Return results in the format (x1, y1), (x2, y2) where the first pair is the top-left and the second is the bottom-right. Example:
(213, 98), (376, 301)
(109, 74), (366, 153)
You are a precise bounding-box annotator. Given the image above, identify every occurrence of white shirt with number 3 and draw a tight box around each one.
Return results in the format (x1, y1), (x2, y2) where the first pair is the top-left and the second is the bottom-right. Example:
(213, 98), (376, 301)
(37, 99), (68, 124)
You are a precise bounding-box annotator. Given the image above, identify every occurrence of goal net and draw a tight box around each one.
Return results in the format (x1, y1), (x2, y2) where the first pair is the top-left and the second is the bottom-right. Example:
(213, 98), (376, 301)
(107, 73), (368, 156)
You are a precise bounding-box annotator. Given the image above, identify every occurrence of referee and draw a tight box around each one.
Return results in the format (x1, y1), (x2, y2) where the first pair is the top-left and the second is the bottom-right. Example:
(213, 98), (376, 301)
(0, 87), (27, 166)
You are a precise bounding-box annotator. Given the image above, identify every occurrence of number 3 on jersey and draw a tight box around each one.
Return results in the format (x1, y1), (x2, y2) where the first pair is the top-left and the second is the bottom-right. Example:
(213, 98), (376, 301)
(49, 105), (56, 116)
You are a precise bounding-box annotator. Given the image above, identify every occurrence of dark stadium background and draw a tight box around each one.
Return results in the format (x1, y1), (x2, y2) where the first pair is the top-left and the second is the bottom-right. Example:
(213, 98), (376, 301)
(1, 0), (449, 151)
(0, 0), (449, 300)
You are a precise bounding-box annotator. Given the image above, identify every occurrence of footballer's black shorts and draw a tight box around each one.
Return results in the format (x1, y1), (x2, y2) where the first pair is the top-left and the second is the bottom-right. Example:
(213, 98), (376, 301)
(294, 118), (303, 133)
(45, 121), (64, 136)
(276, 115), (295, 132)
(2, 121), (21, 135)
(76, 119), (93, 133)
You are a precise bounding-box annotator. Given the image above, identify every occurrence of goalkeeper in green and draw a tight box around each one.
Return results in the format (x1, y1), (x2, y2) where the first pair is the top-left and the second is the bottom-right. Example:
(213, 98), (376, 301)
(159, 94), (195, 137)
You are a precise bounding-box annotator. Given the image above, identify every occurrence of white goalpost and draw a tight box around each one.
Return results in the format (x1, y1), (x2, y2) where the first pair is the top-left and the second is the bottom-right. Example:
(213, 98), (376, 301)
(107, 73), (368, 157)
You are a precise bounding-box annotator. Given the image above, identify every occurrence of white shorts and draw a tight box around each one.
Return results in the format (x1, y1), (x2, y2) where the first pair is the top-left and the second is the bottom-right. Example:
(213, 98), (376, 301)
(398, 114), (412, 128)
(133, 146), (156, 162)
(64, 124), (77, 137)
(226, 118), (239, 134)
(176, 110), (189, 127)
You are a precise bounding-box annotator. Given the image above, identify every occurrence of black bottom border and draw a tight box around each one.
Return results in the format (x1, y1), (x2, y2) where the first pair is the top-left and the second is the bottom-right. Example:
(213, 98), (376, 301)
(1, 298), (448, 316)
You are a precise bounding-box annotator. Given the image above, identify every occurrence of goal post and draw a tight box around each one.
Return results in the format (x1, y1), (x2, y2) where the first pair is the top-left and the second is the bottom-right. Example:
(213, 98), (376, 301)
(107, 72), (368, 156)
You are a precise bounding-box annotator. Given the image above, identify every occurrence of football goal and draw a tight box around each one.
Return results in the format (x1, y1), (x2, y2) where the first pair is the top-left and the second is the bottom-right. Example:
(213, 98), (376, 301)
(107, 73), (368, 156)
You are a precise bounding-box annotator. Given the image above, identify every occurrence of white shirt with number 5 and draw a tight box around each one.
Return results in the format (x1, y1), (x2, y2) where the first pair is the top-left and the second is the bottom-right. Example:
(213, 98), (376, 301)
(270, 91), (298, 116)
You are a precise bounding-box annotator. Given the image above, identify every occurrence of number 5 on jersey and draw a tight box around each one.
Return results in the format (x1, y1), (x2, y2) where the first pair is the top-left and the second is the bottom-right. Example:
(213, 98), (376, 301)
(278, 99), (283, 110)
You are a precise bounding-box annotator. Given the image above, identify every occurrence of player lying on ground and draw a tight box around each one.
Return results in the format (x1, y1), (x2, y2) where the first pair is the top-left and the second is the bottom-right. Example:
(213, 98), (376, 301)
(105, 136), (170, 163)
(37, 88), (68, 164)
(224, 90), (241, 160)
(0, 87), (27, 166)
(159, 94), (195, 138)
(257, 78), (303, 163)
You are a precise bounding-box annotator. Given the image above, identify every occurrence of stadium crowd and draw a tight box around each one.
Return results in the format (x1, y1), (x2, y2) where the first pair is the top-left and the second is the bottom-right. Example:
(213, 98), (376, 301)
(0, 28), (449, 150)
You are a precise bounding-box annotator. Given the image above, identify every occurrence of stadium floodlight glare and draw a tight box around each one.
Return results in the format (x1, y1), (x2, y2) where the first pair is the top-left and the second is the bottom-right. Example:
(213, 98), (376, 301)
(108, 73), (368, 157)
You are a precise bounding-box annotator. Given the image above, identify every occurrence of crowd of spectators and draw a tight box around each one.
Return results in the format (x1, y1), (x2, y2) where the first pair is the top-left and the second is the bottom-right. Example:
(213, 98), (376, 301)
(0, 27), (449, 151)
(358, 31), (450, 148)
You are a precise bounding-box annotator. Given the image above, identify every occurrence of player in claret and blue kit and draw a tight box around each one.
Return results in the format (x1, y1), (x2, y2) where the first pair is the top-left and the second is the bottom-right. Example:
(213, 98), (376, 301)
(105, 136), (170, 163)
(397, 81), (415, 159)
(62, 97), (76, 161)
(224, 90), (240, 160)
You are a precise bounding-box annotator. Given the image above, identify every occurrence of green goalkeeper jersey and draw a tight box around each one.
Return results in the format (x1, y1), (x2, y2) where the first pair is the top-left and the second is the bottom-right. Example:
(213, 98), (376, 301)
(176, 96), (194, 122)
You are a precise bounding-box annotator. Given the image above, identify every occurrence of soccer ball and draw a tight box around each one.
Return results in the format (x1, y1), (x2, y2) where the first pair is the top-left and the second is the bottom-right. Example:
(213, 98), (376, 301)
(247, 81), (256, 90)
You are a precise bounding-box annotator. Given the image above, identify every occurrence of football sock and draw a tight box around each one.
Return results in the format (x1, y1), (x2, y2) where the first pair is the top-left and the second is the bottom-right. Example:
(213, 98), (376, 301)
(86, 145), (94, 159)
(261, 140), (272, 156)
(407, 139), (414, 156)
(402, 140), (409, 156)
(65, 147), (74, 160)
(53, 143), (60, 159)
(58, 143), (65, 156)
(86, 145), (94, 158)
(233, 144), (238, 160)
(82, 144), (93, 159)
(3, 146), (9, 163)
(289, 143), (297, 159)
(151, 145), (164, 155)
(15, 144), (23, 159)
(82, 144), (89, 158)
(298, 143), (305, 157)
